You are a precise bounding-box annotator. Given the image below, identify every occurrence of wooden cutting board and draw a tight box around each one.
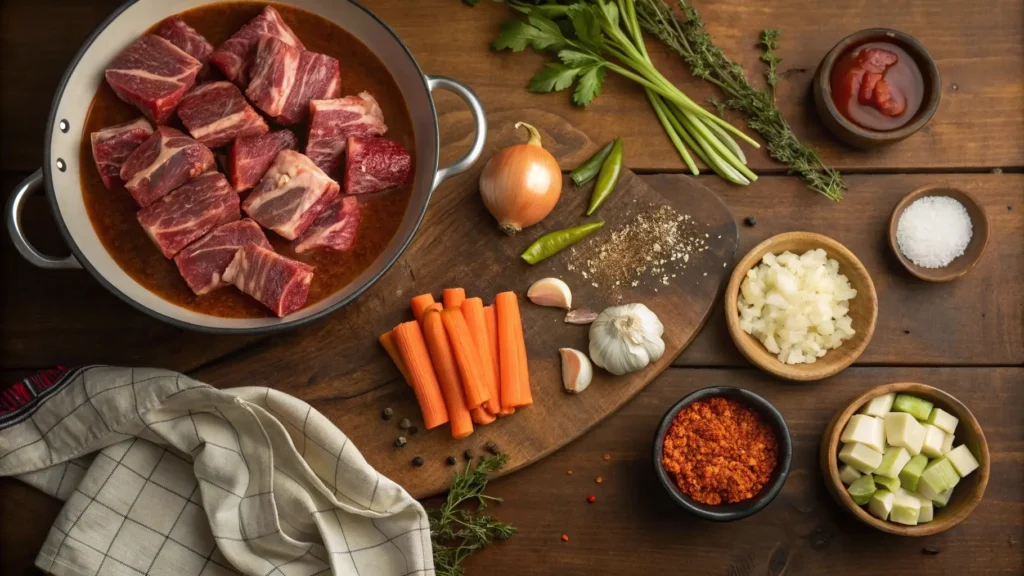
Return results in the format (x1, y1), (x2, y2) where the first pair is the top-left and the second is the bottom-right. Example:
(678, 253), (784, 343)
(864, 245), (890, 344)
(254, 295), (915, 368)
(194, 168), (737, 498)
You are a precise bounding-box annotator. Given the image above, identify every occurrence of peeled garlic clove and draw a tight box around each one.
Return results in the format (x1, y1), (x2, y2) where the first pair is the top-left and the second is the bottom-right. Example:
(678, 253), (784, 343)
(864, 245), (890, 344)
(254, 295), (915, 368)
(565, 308), (598, 325)
(527, 277), (572, 309)
(559, 348), (593, 394)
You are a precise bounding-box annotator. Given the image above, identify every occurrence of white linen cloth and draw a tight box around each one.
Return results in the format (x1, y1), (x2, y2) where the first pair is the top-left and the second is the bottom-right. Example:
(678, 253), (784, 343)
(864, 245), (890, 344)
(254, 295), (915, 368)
(0, 366), (434, 576)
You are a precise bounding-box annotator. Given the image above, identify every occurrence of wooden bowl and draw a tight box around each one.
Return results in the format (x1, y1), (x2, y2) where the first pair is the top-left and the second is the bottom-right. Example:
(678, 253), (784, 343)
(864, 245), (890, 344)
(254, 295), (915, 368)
(888, 185), (990, 282)
(725, 232), (877, 382)
(820, 382), (990, 536)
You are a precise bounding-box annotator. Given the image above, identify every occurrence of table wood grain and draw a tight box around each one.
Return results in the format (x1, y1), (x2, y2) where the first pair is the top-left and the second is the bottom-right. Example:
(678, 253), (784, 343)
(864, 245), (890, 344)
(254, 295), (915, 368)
(1, 0), (1022, 575)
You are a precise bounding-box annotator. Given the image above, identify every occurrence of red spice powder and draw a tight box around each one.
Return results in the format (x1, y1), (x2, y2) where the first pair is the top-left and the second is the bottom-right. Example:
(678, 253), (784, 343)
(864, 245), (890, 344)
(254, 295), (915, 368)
(661, 396), (778, 505)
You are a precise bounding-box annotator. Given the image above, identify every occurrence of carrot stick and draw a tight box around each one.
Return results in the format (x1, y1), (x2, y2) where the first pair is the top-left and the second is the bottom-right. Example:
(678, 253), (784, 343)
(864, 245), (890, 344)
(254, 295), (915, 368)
(471, 406), (496, 425)
(421, 310), (473, 439)
(513, 307), (533, 407)
(379, 331), (411, 385)
(484, 305), (513, 416)
(440, 308), (490, 410)
(442, 288), (466, 309)
(461, 298), (501, 415)
(410, 294), (436, 324)
(495, 292), (530, 409)
(392, 321), (449, 429)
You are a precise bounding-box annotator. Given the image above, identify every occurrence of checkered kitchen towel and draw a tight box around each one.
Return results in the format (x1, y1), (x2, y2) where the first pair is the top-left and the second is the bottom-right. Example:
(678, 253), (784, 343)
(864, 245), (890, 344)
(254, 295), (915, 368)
(0, 366), (433, 576)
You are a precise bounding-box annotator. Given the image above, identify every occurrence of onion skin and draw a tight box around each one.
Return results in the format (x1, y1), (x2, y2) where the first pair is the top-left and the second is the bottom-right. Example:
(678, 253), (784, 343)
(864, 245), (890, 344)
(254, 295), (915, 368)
(480, 122), (562, 235)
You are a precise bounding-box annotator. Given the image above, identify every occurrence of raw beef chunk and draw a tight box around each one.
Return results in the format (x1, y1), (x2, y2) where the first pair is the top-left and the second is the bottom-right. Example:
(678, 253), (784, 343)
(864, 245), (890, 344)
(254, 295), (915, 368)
(242, 150), (339, 240)
(305, 93), (387, 176)
(155, 16), (214, 79)
(177, 81), (268, 148)
(344, 136), (412, 195)
(294, 195), (362, 254)
(137, 172), (239, 259)
(223, 242), (313, 317)
(208, 5), (304, 86)
(228, 129), (298, 191)
(120, 126), (215, 207)
(174, 218), (271, 295)
(246, 36), (340, 126)
(90, 118), (153, 190)
(105, 35), (201, 124)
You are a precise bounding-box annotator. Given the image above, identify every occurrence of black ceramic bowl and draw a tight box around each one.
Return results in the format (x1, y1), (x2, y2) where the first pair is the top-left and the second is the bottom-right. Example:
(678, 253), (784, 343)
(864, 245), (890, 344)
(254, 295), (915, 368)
(653, 386), (793, 521)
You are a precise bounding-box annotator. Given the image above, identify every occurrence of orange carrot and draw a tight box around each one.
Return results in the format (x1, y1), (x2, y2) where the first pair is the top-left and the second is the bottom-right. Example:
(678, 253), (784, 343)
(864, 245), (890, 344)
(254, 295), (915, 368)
(410, 294), (436, 324)
(495, 292), (530, 409)
(379, 331), (411, 385)
(440, 308), (490, 410)
(442, 288), (466, 309)
(421, 310), (473, 439)
(462, 298), (501, 415)
(471, 406), (496, 425)
(426, 302), (443, 315)
(392, 321), (449, 429)
(484, 305), (513, 416)
(513, 307), (533, 406)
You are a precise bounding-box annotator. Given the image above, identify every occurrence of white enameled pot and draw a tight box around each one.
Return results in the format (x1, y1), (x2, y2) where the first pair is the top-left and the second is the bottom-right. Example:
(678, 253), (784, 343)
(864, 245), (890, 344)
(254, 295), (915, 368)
(5, 0), (486, 333)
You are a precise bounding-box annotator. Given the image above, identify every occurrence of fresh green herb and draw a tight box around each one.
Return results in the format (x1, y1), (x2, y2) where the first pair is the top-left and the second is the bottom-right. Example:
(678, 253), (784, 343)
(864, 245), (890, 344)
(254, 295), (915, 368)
(634, 0), (844, 200)
(430, 454), (517, 576)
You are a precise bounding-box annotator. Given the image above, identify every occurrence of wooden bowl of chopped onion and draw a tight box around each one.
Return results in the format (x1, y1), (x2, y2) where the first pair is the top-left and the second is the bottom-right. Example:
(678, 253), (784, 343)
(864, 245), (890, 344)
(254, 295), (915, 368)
(725, 232), (878, 381)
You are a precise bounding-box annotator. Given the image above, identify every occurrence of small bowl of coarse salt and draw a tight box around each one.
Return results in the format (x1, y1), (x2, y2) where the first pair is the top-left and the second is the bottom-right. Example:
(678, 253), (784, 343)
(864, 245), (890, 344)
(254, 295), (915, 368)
(888, 185), (989, 282)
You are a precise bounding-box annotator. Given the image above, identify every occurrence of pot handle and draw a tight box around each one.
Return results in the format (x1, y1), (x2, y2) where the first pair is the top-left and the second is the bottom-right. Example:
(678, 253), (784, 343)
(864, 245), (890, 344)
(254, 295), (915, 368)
(427, 75), (487, 192)
(6, 169), (80, 269)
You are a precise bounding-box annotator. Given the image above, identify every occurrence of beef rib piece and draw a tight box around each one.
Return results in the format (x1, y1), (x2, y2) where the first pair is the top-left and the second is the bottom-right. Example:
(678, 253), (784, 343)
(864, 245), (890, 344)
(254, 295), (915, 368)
(305, 92), (387, 177)
(228, 129), (298, 192)
(247, 36), (340, 126)
(105, 35), (201, 124)
(174, 218), (271, 295)
(120, 126), (216, 207)
(243, 149), (339, 240)
(90, 118), (153, 190)
(294, 195), (362, 254)
(208, 5), (304, 87)
(344, 136), (412, 195)
(176, 81), (268, 148)
(136, 172), (240, 259)
(155, 16), (214, 80)
(223, 242), (314, 317)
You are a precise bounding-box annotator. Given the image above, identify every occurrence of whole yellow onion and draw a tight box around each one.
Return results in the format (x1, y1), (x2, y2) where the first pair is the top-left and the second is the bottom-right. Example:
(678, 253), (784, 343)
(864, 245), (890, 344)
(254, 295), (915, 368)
(479, 122), (562, 235)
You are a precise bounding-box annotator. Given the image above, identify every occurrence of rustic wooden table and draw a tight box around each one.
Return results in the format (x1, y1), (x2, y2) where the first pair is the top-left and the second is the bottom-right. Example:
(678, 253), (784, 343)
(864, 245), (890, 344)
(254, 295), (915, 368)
(2, 1), (1022, 574)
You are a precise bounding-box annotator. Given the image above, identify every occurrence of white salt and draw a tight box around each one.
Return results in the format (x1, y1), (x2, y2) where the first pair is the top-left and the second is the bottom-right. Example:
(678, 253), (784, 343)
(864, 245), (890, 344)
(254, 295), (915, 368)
(896, 196), (973, 268)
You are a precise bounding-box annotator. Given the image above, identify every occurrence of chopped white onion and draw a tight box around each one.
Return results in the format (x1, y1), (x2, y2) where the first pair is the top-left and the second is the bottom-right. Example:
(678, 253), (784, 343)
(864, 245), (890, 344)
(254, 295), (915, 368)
(737, 249), (857, 365)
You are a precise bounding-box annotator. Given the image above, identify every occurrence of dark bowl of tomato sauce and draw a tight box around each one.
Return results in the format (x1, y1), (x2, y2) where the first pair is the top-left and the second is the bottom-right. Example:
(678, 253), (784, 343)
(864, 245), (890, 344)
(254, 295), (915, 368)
(814, 29), (941, 149)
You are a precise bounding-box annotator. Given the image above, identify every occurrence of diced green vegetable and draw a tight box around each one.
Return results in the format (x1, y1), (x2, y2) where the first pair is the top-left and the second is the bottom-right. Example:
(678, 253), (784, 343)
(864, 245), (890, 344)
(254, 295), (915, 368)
(884, 412), (926, 455)
(868, 489), (894, 520)
(892, 394), (934, 421)
(920, 424), (947, 458)
(840, 414), (886, 453)
(899, 454), (929, 493)
(946, 445), (980, 477)
(930, 487), (954, 508)
(890, 489), (922, 526)
(847, 474), (877, 505)
(916, 493), (934, 522)
(874, 474), (901, 493)
(874, 446), (911, 478)
(839, 464), (862, 486)
(941, 431), (954, 455)
(860, 392), (896, 418)
(839, 442), (883, 474)
(925, 407), (959, 434)
(918, 458), (960, 499)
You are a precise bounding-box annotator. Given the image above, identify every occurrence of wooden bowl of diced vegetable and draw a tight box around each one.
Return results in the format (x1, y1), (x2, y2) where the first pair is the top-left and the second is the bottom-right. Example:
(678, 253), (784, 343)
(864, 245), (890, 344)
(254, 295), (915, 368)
(820, 382), (990, 536)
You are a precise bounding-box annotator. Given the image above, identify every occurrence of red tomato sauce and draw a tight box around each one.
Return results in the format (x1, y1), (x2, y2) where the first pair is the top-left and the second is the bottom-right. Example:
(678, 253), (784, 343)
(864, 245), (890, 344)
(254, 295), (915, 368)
(830, 42), (924, 132)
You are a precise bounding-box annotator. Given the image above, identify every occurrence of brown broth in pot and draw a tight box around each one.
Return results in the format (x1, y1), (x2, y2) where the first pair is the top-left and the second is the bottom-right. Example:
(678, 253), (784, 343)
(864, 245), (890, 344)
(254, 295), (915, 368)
(79, 2), (415, 318)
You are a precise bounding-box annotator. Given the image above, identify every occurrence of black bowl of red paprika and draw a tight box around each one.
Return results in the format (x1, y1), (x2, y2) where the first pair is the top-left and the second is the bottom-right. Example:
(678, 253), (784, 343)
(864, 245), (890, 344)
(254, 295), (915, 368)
(813, 29), (941, 149)
(653, 387), (792, 521)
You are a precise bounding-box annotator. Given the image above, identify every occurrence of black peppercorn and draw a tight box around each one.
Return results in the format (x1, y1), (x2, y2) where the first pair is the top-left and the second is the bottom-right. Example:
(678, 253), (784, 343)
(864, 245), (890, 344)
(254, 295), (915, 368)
(744, 216), (757, 227)
(395, 436), (407, 448)
(485, 441), (499, 455)
(446, 456), (457, 466)
(463, 449), (474, 460)
(382, 407), (393, 420)
(399, 418), (411, 430)
(408, 426), (419, 435)
(412, 456), (424, 467)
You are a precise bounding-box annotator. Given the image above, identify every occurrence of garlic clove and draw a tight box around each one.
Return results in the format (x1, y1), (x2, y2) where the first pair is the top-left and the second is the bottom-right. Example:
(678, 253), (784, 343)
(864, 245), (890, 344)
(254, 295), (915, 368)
(527, 277), (572, 309)
(559, 348), (593, 394)
(565, 308), (598, 325)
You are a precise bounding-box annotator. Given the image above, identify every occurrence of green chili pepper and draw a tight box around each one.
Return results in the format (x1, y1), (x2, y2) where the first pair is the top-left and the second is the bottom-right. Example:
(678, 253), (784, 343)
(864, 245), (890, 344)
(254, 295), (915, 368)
(520, 221), (605, 265)
(586, 137), (624, 216)
(570, 140), (616, 187)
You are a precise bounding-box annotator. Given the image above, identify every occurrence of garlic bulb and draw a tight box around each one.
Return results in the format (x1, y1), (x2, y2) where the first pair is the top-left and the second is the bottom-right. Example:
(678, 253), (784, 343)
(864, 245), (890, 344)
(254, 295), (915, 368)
(588, 304), (665, 375)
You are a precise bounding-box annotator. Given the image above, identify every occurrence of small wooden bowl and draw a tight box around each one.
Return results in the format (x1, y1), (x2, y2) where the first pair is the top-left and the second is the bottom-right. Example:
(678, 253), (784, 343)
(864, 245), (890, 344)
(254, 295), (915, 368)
(888, 185), (990, 282)
(820, 382), (990, 536)
(725, 232), (877, 382)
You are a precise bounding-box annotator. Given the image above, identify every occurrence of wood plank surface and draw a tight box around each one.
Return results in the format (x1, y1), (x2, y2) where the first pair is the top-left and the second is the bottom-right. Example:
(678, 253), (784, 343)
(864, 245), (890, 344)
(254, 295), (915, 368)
(2, 0), (1022, 174)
